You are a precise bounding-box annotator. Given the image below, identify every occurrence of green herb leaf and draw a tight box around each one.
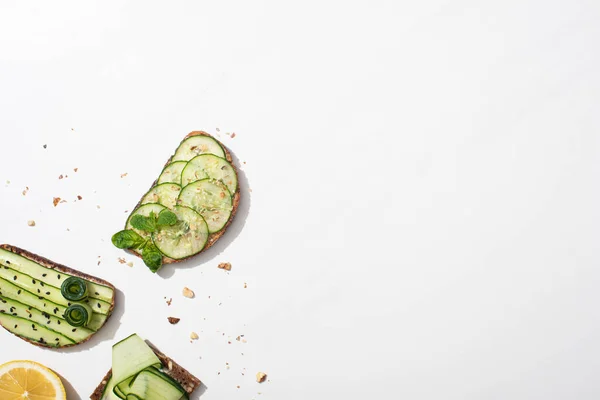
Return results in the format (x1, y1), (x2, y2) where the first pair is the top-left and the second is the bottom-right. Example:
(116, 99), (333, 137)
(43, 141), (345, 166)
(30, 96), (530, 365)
(157, 210), (178, 226)
(111, 230), (145, 249)
(142, 242), (163, 273)
(130, 214), (157, 232)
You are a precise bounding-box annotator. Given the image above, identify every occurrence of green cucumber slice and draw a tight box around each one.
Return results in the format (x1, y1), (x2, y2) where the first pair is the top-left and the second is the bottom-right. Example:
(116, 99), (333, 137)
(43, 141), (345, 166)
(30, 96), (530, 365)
(0, 248), (114, 303)
(0, 295), (94, 341)
(112, 334), (161, 399)
(157, 161), (187, 185)
(140, 183), (181, 209)
(0, 313), (74, 347)
(126, 204), (167, 254)
(152, 206), (209, 260)
(172, 135), (225, 162)
(129, 367), (186, 400)
(178, 179), (233, 233)
(181, 154), (238, 193)
(0, 267), (111, 315)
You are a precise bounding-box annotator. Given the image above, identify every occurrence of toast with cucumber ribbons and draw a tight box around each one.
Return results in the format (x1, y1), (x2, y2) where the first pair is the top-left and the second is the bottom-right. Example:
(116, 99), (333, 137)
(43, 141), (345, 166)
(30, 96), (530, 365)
(90, 333), (201, 400)
(0, 244), (116, 348)
(112, 131), (240, 273)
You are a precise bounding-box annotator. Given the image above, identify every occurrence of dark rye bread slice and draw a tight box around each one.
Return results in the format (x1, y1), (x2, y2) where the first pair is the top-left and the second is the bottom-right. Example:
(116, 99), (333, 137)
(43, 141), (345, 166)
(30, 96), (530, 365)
(0, 244), (116, 348)
(126, 131), (241, 265)
(90, 342), (201, 399)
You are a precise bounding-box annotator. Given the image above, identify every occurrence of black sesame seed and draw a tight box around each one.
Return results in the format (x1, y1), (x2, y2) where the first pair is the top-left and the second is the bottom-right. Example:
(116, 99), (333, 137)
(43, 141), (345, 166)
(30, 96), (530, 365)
(13, 276), (16, 280)
(37, 289), (40, 293)
(28, 314), (32, 318)
(97, 303), (101, 308)
(40, 282), (44, 287)
(14, 324), (17, 328)
(68, 302), (71, 306)
(17, 290), (21, 295)
(31, 324), (35, 328)
(55, 338), (59, 341)
(85, 300), (89, 303)
(57, 274), (61, 279)
(32, 279), (35, 284)
(38, 296), (43, 300)
(12, 313), (17, 316)
(47, 321), (51, 324)
(6, 260), (10, 264)
(72, 328), (76, 332)
(42, 273), (47, 277)
(57, 320), (61, 325)
(95, 292), (99, 295)
(45, 292), (50, 295)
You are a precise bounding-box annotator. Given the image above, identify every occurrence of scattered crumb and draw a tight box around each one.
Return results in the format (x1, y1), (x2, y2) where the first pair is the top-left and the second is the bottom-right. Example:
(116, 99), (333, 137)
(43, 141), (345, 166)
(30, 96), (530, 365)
(244, 282), (248, 289)
(166, 298), (173, 306)
(216, 127), (220, 132)
(58, 174), (63, 180)
(27, 220), (36, 227)
(242, 339), (247, 343)
(117, 258), (126, 264)
(97, 260), (101, 266)
(231, 132), (236, 138)
(182, 287), (195, 299)
(66, 228), (70, 231)
(43, 144), (47, 149)
(236, 336), (241, 341)
(167, 317), (180, 325)
(237, 386), (240, 389)
(256, 372), (267, 383)
(60, 200), (67, 203)
(120, 173), (128, 178)
(126, 261), (133, 267)
(77, 195), (82, 200)
(190, 332), (199, 340)
(71, 128), (74, 131)
(74, 168), (78, 172)
(243, 161), (247, 164)
(96, 205), (101, 209)
(22, 187), (29, 196)
(53, 197), (61, 207)
(218, 262), (232, 271)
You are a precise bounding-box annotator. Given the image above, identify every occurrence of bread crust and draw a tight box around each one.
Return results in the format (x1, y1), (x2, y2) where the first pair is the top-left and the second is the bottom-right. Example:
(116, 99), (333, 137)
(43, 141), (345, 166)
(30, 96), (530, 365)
(0, 244), (116, 349)
(125, 131), (240, 265)
(90, 342), (202, 399)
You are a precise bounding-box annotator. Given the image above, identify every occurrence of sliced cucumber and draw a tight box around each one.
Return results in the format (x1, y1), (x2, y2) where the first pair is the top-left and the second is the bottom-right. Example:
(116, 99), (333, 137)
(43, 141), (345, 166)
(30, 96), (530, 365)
(172, 135), (225, 162)
(140, 183), (181, 209)
(157, 161), (187, 185)
(152, 206), (209, 260)
(129, 367), (186, 400)
(0, 295), (94, 341)
(181, 154), (238, 193)
(112, 334), (161, 398)
(0, 248), (114, 303)
(126, 203), (167, 254)
(178, 179), (233, 233)
(0, 267), (111, 315)
(0, 313), (74, 347)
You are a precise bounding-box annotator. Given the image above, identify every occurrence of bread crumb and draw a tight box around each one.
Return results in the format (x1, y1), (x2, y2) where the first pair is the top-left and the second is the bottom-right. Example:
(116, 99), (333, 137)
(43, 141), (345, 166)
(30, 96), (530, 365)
(96, 205), (101, 209)
(117, 258), (126, 264)
(167, 317), (180, 325)
(182, 287), (195, 298)
(216, 127), (220, 132)
(77, 195), (83, 200)
(256, 372), (267, 383)
(231, 132), (236, 138)
(27, 220), (36, 227)
(58, 174), (64, 180)
(22, 187), (29, 196)
(120, 173), (128, 178)
(166, 297), (173, 306)
(74, 168), (78, 172)
(244, 282), (248, 289)
(218, 262), (232, 271)
(190, 332), (199, 340)
(236, 336), (241, 341)
(53, 197), (61, 207)
(126, 261), (133, 267)
(43, 144), (47, 149)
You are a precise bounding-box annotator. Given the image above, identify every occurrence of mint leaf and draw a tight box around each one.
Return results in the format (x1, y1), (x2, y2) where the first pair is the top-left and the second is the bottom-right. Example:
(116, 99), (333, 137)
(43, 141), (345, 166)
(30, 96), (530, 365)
(112, 230), (145, 249)
(142, 242), (162, 273)
(157, 210), (178, 226)
(130, 214), (157, 232)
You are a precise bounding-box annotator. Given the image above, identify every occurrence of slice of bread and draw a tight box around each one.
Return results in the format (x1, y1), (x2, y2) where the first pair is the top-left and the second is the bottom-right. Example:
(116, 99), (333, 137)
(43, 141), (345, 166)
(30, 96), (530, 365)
(0, 244), (116, 348)
(126, 131), (241, 265)
(90, 342), (201, 399)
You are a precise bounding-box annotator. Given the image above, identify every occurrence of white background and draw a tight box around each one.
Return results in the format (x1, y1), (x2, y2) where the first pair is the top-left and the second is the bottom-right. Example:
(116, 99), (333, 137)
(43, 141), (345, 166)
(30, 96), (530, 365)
(0, 1), (599, 399)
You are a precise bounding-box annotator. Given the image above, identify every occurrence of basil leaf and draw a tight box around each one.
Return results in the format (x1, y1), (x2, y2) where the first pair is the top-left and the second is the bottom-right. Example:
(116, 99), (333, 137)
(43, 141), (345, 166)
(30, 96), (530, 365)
(130, 214), (157, 232)
(156, 210), (178, 226)
(111, 230), (145, 249)
(142, 242), (163, 273)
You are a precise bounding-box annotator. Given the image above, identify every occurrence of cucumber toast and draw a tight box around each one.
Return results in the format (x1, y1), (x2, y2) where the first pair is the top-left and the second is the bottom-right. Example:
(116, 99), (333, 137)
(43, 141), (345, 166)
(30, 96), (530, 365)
(0, 244), (116, 348)
(90, 333), (201, 400)
(112, 131), (240, 273)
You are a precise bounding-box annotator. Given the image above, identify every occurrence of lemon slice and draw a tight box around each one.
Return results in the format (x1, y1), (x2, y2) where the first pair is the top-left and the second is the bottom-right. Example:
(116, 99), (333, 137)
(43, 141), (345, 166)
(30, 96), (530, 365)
(0, 360), (66, 400)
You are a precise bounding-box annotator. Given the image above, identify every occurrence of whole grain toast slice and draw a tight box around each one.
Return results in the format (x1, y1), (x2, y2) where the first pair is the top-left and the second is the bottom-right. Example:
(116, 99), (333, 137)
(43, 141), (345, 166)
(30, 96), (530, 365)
(0, 244), (116, 348)
(126, 131), (241, 265)
(90, 342), (201, 399)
